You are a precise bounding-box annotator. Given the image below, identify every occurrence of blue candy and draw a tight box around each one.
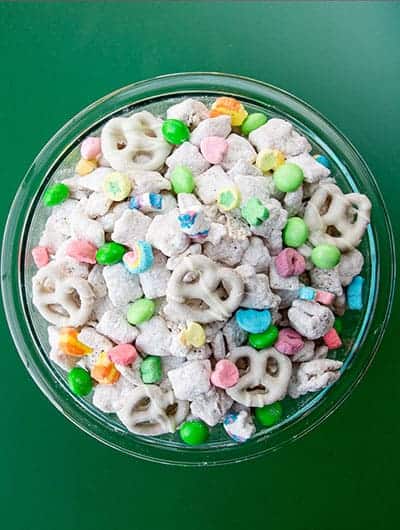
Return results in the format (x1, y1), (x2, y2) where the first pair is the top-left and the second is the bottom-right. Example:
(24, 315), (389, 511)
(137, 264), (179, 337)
(314, 154), (331, 169)
(129, 192), (162, 212)
(298, 286), (316, 301)
(347, 275), (364, 310)
(235, 308), (272, 334)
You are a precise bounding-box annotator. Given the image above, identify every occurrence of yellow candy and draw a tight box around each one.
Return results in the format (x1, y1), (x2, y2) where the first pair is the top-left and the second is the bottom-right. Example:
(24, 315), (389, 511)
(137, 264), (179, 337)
(102, 172), (132, 201)
(256, 149), (285, 173)
(179, 322), (206, 348)
(217, 187), (241, 211)
(210, 96), (248, 126)
(59, 327), (93, 357)
(76, 158), (98, 176)
(91, 351), (120, 384)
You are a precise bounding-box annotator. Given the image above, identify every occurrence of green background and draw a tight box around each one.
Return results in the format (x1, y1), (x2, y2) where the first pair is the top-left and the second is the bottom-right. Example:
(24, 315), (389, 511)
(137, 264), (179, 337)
(1, 2), (399, 529)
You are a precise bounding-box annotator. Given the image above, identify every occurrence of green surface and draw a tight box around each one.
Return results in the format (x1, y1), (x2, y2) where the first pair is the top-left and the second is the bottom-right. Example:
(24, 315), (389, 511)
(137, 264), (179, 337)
(0, 2), (399, 530)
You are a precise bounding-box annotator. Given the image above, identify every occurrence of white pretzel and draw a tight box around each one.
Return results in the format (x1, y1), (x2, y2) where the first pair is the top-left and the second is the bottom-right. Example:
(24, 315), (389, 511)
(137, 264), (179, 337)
(165, 255), (244, 323)
(117, 385), (189, 435)
(226, 346), (292, 407)
(303, 183), (371, 251)
(101, 111), (172, 172)
(32, 262), (94, 327)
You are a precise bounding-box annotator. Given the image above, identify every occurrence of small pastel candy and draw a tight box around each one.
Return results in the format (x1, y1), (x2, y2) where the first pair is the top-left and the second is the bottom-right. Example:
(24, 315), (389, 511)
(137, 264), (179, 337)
(200, 136), (228, 164)
(180, 420), (209, 446)
(122, 241), (154, 274)
(140, 356), (162, 384)
(179, 322), (206, 348)
(43, 183), (70, 207)
(217, 187), (241, 211)
(235, 308), (272, 334)
(80, 137), (101, 160)
(102, 171), (132, 201)
(248, 325), (279, 349)
(315, 290), (335, 305)
(347, 275), (364, 310)
(210, 96), (248, 126)
(129, 192), (163, 213)
(274, 248), (306, 277)
(96, 242), (126, 265)
(211, 359), (239, 389)
(59, 327), (93, 356)
(91, 351), (120, 384)
(273, 162), (304, 192)
(256, 148), (285, 173)
(255, 402), (283, 427)
(311, 244), (341, 269)
(323, 328), (342, 349)
(162, 119), (190, 145)
(65, 239), (97, 264)
(68, 367), (93, 396)
(127, 298), (155, 325)
(241, 112), (268, 136)
(298, 286), (316, 301)
(170, 165), (195, 194)
(108, 344), (138, 366)
(313, 154), (331, 169)
(223, 411), (255, 443)
(241, 197), (270, 226)
(275, 327), (304, 355)
(283, 217), (309, 248)
(32, 246), (49, 268)
(76, 158), (97, 176)
(178, 207), (210, 239)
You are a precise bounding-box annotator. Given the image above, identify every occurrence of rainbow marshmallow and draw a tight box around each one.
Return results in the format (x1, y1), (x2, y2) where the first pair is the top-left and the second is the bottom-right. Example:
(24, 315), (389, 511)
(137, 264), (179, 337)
(123, 241), (154, 274)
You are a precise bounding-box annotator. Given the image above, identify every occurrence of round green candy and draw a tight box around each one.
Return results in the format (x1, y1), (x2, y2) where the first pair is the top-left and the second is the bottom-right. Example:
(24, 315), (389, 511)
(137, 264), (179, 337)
(96, 242), (126, 265)
(255, 402), (283, 427)
(127, 298), (155, 325)
(179, 420), (209, 446)
(311, 244), (341, 269)
(248, 325), (279, 350)
(333, 317), (343, 335)
(162, 119), (190, 145)
(140, 356), (162, 384)
(283, 217), (309, 247)
(68, 367), (93, 396)
(273, 163), (304, 192)
(170, 165), (195, 194)
(241, 112), (268, 135)
(43, 183), (70, 206)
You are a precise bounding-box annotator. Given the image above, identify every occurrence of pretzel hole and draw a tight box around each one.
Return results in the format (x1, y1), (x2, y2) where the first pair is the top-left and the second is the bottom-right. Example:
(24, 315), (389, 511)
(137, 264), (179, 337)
(236, 356), (250, 375)
(166, 403), (178, 416)
(186, 298), (209, 310)
(327, 225), (341, 237)
(182, 271), (199, 283)
(216, 282), (229, 301)
(134, 396), (151, 411)
(247, 384), (267, 394)
(132, 150), (153, 164)
(319, 195), (333, 215)
(117, 140), (127, 150)
(42, 278), (56, 293)
(48, 303), (69, 317)
(266, 357), (279, 376)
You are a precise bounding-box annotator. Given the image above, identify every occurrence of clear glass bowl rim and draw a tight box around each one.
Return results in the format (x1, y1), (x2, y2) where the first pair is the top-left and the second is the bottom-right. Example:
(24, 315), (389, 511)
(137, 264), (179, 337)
(1, 72), (396, 466)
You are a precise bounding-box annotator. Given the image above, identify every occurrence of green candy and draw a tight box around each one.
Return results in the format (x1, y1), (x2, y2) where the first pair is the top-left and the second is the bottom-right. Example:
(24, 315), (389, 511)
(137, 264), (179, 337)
(68, 367), (93, 397)
(43, 183), (70, 206)
(241, 197), (270, 226)
(333, 317), (343, 335)
(255, 402), (283, 427)
(170, 165), (195, 194)
(273, 163), (304, 192)
(248, 325), (279, 350)
(162, 119), (190, 145)
(140, 356), (162, 384)
(241, 112), (268, 135)
(96, 242), (126, 265)
(127, 298), (155, 325)
(311, 244), (341, 269)
(283, 217), (309, 247)
(179, 420), (209, 446)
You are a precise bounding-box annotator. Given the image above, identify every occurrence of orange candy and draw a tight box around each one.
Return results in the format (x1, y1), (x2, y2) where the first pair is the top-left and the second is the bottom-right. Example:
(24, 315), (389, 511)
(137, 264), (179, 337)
(59, 328), (93, 356)
(91, 351), (120, 385)
(209, 96), (248, 126)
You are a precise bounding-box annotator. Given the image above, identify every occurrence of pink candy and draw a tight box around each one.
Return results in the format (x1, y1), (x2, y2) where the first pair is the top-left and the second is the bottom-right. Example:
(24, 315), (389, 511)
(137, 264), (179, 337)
(108, 344), (138, 366)
(32, 246), (50, 268)
(200, 136), (228, 164)
(65, 239), (97, 264)
(275, 248), (306, 278)
(80, 137), (101, 160)
(315, 290), (335, 305)
(323, 328), (342, 350)
(211, 359), (239, 389)
(275, 328), (304, 355)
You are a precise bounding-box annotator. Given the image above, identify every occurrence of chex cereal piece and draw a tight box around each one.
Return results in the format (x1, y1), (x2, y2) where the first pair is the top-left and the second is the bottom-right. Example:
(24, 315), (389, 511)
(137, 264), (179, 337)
(168, 360), (211, 400)
(96, 309), (138, 343)
(103, 264), (143, 307)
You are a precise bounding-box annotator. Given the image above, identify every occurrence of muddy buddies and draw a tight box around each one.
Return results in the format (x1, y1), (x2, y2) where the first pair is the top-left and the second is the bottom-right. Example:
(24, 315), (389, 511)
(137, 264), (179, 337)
(31, 95), (371, 446)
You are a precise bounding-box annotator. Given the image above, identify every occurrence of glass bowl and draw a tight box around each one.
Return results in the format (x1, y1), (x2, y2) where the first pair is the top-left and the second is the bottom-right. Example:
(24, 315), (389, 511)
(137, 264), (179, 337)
(1, 73), (395, 466)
